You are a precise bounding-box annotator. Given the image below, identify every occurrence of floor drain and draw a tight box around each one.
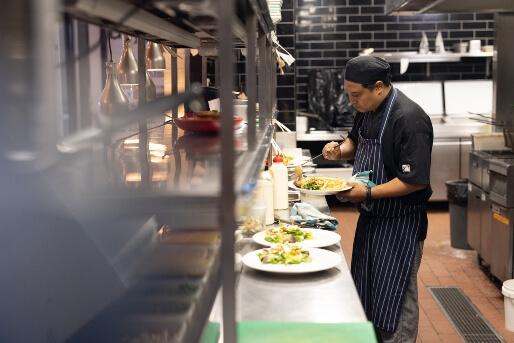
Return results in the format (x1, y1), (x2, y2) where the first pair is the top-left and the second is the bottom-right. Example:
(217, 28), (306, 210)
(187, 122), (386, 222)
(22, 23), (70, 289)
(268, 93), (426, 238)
(428, 286), (504, 343)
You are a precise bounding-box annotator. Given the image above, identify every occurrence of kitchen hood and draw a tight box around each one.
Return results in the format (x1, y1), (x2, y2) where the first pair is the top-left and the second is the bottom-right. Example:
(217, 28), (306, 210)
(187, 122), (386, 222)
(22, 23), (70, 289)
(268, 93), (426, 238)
(386, 0), (514, 14)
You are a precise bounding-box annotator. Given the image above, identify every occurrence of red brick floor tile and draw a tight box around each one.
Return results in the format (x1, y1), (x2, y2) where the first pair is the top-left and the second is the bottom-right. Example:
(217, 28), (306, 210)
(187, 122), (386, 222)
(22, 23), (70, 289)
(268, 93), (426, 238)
(419, 308), (432, 328)
(437, 276), (458, 286)
(419, 285), (433, 300)
(426, 261), (452, 277)
(439, 333), (462, 343)
(431, 320), (457, 334)
(497, 328), (514, 343)
(456, 280), (477, 293)
(425, 307), (447, 322)
(421, 296), (442, 309)
(418, 325), (442, 342)
(491, 296), (505, 309)
(450, 271), (471, 283)
(420, 273), (442, 286)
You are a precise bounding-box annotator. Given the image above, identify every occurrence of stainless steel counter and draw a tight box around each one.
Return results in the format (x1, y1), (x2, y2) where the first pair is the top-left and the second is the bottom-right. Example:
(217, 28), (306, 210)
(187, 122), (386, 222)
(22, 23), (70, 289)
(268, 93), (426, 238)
(235, 241), (367, 323)
(431, 117), (490, 139)
(234, 198), (368, 324)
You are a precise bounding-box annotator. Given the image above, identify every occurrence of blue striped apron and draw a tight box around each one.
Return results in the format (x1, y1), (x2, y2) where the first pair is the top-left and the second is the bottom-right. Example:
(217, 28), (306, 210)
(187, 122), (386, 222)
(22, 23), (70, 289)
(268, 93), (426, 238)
(351, 87), (423, 332)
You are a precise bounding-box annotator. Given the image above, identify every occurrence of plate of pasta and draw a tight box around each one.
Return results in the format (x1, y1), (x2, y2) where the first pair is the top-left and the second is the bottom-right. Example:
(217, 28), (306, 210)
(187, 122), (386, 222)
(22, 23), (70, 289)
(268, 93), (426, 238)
(288, 177), (351, 195)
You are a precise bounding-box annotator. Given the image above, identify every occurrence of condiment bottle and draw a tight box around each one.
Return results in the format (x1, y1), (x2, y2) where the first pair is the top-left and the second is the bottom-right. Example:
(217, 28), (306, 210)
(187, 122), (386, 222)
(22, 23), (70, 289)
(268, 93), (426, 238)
(269, 154), (289, 210)
(253, 168), (274, 225)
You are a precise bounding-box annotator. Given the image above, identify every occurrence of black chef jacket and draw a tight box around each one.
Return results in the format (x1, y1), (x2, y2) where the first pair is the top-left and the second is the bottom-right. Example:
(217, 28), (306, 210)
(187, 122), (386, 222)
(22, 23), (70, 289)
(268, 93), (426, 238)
(347, 87), (434, 239)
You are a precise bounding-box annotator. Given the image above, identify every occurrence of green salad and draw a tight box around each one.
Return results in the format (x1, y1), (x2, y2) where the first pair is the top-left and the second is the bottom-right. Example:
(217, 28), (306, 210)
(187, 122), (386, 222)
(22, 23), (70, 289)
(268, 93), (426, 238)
(264, 224), (314, 244)
(258, 243), (312, 264)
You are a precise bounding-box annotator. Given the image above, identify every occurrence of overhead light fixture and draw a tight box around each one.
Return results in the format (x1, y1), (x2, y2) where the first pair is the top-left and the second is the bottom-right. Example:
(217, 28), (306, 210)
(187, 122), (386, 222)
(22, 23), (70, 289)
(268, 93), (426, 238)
(117, 36), (158, 103)
(146, 71), (156, 100)
(98, 61), (130, 116)
(118, 34), (139, 85)
(146, 42), (166, 71)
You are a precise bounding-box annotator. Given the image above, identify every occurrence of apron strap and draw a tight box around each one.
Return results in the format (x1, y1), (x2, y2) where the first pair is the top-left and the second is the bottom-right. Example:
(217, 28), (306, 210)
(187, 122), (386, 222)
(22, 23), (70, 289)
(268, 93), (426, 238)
(378, 87), (398, 142)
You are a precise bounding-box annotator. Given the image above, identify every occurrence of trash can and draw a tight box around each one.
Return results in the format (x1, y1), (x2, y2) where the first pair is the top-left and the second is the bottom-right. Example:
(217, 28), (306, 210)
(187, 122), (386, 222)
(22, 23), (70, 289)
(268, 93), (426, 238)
(445, 179), (471, 249)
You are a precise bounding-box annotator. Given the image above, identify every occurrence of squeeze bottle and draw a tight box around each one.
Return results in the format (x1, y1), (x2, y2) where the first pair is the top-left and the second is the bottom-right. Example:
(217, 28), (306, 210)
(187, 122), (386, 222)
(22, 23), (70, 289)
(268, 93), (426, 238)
(253, 168), (274, 225)
(269, 154), (289, 210)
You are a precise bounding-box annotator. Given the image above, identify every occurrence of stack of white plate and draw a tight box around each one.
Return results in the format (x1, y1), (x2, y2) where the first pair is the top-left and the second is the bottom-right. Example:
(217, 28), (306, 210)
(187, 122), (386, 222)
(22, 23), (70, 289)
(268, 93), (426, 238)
(267, 0), (282, 23)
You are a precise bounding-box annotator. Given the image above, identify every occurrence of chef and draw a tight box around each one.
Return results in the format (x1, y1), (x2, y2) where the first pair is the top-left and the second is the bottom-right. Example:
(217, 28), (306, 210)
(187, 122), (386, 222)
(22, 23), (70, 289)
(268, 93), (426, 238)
(322, 55), (433, 343)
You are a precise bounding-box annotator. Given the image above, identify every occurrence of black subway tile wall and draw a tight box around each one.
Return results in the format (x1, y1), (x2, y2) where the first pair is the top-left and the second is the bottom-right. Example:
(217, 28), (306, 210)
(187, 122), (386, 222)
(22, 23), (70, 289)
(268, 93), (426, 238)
(275, 0), (296, 127)
(273, 0), (495, 127)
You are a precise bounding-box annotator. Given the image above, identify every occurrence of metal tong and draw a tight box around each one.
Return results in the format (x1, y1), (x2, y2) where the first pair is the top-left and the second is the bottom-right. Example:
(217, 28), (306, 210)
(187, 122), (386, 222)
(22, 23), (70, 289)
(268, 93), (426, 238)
(300, 134), (346, 166)
(467, 112), (506, 128)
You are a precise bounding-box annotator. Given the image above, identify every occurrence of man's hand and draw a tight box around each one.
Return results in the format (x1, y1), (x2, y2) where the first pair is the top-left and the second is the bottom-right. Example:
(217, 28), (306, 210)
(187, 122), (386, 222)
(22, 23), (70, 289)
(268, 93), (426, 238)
(322, 138), (355, 161)
(336, 181), (366, 203)
(322, 141), (342, 160)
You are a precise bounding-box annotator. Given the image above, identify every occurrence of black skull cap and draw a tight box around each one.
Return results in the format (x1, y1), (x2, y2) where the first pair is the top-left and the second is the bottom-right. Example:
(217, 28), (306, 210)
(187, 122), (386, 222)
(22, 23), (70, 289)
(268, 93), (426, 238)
(344, 55), (391, 85)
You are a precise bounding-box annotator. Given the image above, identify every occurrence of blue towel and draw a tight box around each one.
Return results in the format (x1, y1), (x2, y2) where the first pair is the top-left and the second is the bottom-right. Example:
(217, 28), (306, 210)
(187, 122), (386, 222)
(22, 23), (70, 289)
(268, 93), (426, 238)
(338, 171), (376, 212)
(289, 202), (338, 230)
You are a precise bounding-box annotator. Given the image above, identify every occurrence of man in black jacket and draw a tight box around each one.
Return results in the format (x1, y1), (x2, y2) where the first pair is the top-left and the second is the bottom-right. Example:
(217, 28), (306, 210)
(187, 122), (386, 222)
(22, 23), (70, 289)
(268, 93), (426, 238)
(323, 55), (433, 343)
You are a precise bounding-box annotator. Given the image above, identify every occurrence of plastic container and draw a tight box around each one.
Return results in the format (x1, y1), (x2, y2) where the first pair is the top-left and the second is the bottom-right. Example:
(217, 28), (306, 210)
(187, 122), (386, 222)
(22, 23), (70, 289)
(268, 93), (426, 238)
(269, 154), (289, 210)
(445, 179), (471, 250)
(233, 99), (248, 122)
(472, 132), (507, 151)
(469, 39), (481, 52)
(453, 42), (468, 53)
(502, 279), (514, 331)
(253, 169), (274, 225)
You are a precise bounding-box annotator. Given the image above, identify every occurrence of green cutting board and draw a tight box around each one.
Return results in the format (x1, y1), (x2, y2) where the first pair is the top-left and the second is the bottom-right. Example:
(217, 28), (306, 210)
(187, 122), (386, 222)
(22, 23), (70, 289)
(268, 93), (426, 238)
(237, 321), (377, 343)
(201, 321), (221, 343)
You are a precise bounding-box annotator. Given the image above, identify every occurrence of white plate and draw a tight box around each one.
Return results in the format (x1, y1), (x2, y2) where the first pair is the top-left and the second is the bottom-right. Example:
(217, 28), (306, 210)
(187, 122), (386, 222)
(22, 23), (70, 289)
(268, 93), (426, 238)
(242, 247), (341, 274)
(252, 228), (341, 248)
(288, 180), (352, 195)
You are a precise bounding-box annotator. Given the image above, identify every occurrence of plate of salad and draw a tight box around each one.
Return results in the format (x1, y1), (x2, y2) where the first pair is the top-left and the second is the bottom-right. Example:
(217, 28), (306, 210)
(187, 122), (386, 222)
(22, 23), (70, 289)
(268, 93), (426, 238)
(252, 225), (341, 248)
(242, 243), (341, 273)
(288, 177), (352, 195)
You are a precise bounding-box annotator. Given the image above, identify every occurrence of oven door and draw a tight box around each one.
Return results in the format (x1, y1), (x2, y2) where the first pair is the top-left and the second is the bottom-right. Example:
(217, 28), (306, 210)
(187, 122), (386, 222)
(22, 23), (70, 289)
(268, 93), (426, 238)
(479, 191), (493, 266)
(489, 158), (514, 207)
(467, 182), (482, 253)
(489, 202), (514, 282)
(469, 150), (487, 188)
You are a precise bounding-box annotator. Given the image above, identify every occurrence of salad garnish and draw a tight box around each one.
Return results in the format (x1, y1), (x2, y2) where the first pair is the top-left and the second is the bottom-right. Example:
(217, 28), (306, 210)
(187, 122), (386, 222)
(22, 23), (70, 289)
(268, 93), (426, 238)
(258, 243), (312, 264)
(264, 224), (314, 244)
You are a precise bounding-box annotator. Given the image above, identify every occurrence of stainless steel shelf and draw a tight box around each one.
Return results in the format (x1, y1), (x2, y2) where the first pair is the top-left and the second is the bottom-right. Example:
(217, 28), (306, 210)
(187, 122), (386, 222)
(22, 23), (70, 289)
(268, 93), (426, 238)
(370, 51), (493, 63)
(62, 0), (275, 48)
(76, 117), (276, 228)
